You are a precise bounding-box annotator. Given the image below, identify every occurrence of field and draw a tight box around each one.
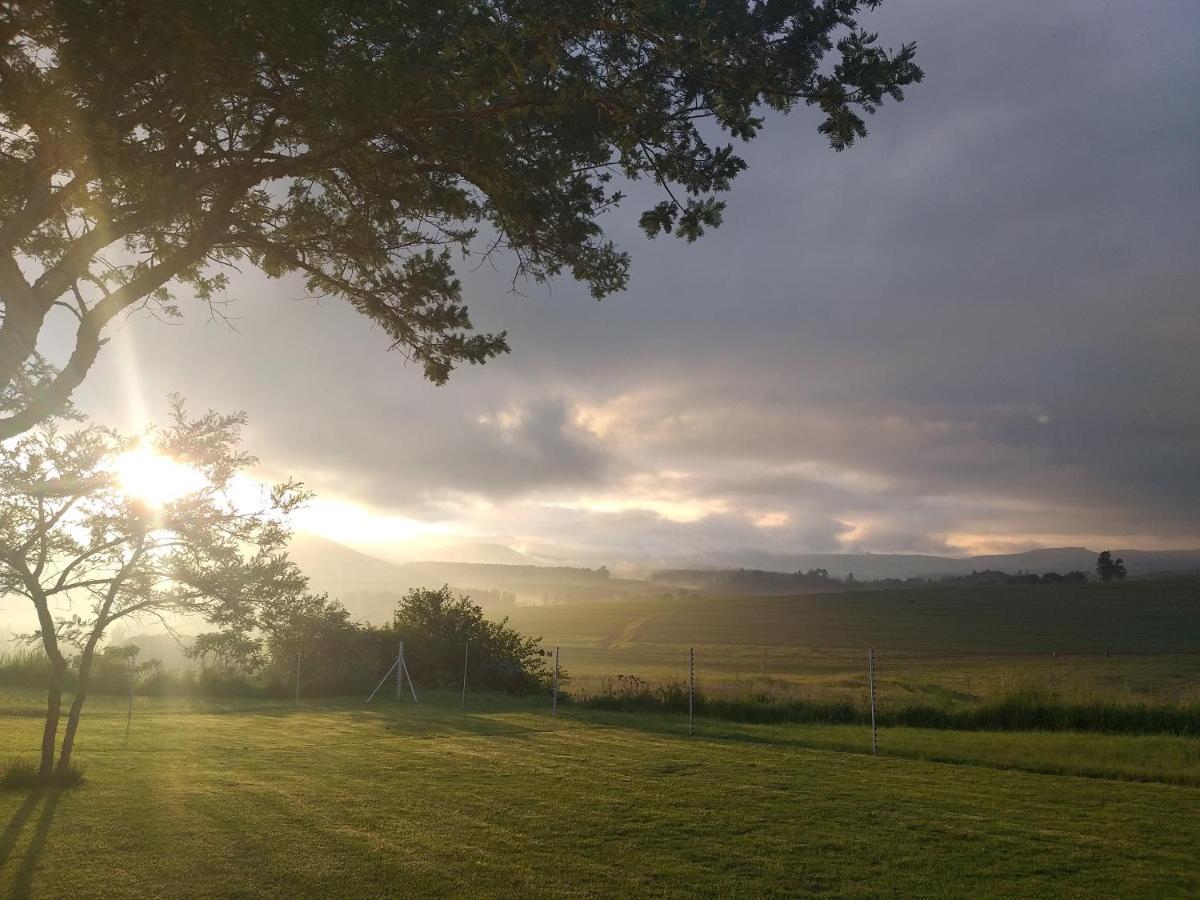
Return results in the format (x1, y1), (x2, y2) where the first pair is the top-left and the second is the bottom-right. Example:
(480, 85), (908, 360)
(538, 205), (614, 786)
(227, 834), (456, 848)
(2, 580), (1198, 896)
(2, 689), (1199, 898)
(502, 581), (1200, 708)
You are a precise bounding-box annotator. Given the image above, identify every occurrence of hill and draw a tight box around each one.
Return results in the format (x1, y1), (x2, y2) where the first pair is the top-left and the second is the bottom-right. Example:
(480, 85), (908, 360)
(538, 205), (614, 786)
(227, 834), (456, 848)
(657, 546), (1200, 581)
(286, 535), (666, 621)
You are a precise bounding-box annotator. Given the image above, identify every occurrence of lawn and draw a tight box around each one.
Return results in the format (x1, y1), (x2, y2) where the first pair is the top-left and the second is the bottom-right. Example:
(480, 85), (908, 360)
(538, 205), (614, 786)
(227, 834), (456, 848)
(2, 690), (1198, 897)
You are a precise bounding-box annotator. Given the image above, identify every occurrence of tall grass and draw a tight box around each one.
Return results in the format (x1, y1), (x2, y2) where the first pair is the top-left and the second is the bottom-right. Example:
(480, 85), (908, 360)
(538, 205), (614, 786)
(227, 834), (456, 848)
(573, 678), (1200, 737)
(0, 649), (48, 688)
(0, 649), (264, 697)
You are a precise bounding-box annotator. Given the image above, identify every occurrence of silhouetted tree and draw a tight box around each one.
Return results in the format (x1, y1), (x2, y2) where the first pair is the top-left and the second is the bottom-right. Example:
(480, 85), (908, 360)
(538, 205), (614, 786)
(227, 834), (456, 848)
(1096, 551), (1127, 582)
(0, 398), (308, 782)
(0, 2), (921, 437)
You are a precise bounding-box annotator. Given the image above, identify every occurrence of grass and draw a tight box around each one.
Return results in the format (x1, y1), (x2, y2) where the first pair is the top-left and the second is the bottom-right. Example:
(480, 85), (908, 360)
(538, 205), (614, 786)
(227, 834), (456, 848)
(1, 688), (1198, 897)
(576, 680), (1200, 736)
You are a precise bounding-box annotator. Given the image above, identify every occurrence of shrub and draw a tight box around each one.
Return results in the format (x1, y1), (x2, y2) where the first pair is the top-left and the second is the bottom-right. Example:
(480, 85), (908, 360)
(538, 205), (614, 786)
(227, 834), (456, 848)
(0, 757), (85, 790)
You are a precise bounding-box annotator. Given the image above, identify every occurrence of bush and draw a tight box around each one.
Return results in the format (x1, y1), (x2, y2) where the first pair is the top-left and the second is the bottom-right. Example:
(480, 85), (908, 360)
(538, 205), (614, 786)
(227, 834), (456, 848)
(0, 757), (85, 790)
(387, 586), (553, 694)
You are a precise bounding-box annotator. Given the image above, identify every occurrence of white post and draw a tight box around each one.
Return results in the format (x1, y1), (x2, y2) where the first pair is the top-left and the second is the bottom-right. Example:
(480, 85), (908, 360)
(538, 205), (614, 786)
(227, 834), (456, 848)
(396, 639), (404, 701)
(869, 648), (878, 754)
(688, 646), (694, 736)
(295, 650), (301, 704)
(552, 646), (559, 718)
(399, 652), (419, 703)
(366, 658), (399, 703)
(124, 653), (135, 747)
(461, 641), (469, 711)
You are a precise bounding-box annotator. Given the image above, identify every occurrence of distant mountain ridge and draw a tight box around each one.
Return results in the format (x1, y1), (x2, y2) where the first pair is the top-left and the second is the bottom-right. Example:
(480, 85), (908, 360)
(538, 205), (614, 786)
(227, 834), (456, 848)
(678, 547), (1200, 580)
(284, 532), (1200, 622)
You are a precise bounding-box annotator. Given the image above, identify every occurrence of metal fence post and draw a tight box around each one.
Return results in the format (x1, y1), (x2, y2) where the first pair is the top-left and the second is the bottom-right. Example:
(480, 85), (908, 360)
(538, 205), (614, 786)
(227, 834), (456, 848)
(552, 646), (559, 718)
(125, 653), (135, 747)
(688, 647), (694, 736)
(461, 641), (469, 710)
(869, 648), (878, 754)
(396, 639), (404, 701)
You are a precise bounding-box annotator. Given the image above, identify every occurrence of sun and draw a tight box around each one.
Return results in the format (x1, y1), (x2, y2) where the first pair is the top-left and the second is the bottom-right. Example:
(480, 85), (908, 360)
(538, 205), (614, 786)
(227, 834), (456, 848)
(112, 445), (207, 506)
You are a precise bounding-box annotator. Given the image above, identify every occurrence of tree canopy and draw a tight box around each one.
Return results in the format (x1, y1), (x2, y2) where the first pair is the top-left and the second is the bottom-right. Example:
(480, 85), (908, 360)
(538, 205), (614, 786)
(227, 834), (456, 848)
(0, 0), (921, 437)
(0, 396), (310, 781)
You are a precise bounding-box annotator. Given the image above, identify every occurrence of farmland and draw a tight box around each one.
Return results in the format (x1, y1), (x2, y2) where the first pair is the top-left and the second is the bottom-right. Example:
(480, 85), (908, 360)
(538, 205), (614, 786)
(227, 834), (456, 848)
(502, 580), (1200, 708)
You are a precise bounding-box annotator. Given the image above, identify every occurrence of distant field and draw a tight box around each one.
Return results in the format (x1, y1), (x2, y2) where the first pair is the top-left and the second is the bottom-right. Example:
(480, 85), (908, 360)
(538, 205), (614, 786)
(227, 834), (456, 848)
(2, 690), (1198, 897)
(501, 581), (1200, 706)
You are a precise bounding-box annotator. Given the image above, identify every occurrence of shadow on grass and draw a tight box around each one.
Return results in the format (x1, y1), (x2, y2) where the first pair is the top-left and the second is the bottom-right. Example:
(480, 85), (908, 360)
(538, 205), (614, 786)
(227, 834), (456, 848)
(0, 788), (62, 895)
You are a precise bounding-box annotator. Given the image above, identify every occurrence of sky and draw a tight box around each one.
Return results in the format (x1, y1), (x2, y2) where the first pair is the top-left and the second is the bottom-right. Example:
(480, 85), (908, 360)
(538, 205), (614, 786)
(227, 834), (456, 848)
(49, 0), (1200, 567)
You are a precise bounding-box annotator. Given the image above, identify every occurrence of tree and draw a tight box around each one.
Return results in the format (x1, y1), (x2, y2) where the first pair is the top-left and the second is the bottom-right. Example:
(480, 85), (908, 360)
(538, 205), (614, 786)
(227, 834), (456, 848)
(192, 585), (365, 695)
(391, 585), (551, 693)
(0, 397), (308, 782)
(1095, 551), (1127, 582)
(0, 1), (922, 438)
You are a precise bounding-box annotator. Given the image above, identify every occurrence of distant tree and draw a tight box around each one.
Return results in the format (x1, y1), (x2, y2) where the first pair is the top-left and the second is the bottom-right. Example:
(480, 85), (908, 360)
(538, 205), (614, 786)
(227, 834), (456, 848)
(1006, 573), (1041, 585)
(0, 398), (308, 782)
(0, 2), (922, 438)
(1096, 551), (1127, 582)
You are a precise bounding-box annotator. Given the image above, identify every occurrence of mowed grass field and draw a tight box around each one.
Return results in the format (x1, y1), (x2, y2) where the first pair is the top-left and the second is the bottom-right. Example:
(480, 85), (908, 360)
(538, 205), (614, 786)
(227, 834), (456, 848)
(501, 581), (1200, 705)
(2, 690), (1199, 898)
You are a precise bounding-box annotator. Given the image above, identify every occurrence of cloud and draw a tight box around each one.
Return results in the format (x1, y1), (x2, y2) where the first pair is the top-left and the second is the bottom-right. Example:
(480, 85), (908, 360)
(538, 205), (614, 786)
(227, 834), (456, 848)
(53, 0), (1200, 562)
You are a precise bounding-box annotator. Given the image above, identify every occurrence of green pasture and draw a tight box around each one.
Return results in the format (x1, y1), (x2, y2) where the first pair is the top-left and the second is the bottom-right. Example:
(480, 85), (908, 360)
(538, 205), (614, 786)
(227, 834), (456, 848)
(2, 689), (1199, 897)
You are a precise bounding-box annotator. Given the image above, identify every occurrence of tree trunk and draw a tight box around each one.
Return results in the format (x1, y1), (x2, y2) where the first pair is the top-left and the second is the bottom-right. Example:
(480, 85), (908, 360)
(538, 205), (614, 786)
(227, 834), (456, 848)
(55, 643), (97, 777)
(55, 690), (87, 777)
(38, 666), (64, 781)
(31, 591), (68, 782)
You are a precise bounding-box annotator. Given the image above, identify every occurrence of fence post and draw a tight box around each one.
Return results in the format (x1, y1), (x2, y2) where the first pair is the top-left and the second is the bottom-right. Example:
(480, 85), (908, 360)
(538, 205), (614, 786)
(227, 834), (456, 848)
(124, 653), (135, 747)
(400, 643), (410, 705)
(688, 646), (694, 736)
(869, 648), (878, 754)
(461, 640), (469, 711)
(552, 646), (559, 718)
(399, 647), (419, 703)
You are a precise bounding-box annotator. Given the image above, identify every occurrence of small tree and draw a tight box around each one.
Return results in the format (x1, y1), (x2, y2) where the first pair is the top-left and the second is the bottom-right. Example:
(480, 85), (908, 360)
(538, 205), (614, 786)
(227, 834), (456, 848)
(1095, 551), (1127, 582)
(0, 398), (308, 782)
